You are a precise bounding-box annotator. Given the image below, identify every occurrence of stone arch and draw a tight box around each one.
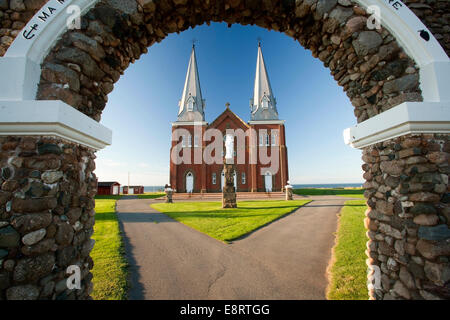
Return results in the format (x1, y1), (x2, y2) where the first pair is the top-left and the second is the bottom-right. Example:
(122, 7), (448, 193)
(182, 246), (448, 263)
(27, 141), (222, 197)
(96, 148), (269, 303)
(0, 0), (447, 107)
(0, 0), (449, 300)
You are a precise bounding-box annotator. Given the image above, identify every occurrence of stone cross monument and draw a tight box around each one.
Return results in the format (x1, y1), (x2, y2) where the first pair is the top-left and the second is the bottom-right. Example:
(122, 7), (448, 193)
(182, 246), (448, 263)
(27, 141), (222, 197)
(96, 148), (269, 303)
(164, 184), (173, 203)
(285, 181), (293, 201)
(222, 104), (237, 208)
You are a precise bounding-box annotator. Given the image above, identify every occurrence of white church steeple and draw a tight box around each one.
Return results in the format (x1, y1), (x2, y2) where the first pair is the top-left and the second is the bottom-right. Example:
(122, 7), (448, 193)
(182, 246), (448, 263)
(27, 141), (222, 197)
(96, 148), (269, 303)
(250, 43), (279, 121)
(177, 45), (206, 122)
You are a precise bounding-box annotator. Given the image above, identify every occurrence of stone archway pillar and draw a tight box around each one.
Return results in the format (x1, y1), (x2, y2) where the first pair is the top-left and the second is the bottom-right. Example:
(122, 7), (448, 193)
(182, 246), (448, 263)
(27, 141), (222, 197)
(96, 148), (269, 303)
(360, 133), (449, 300)
(345, 103), (450, 300)
(0, 101), (111, 300)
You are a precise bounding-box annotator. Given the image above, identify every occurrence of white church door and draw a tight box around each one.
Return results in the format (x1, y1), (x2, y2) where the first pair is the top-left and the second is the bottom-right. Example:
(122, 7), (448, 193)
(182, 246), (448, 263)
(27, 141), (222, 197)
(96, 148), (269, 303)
(265, 172), (272, 192)
(186, 172), (194, 193)
(221, 171), (237, 191)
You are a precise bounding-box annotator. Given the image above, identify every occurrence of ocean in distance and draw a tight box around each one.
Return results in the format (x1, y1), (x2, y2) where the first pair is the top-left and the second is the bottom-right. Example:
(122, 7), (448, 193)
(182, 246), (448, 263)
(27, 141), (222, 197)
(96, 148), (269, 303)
(291, 183), (363, 189)
(144, 183), (363, 193)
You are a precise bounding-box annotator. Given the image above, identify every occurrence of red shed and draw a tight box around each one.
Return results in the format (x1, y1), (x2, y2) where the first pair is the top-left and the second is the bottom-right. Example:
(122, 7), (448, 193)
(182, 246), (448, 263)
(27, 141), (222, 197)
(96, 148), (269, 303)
(123, 186), (144, 195)
(97, 181), (121, 195)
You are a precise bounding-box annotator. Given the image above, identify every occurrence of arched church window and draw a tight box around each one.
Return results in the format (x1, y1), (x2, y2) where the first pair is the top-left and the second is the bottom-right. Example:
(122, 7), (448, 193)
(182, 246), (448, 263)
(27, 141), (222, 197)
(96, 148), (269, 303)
(187, 96), (195, 111)
(212, 173), (216, 184)
(262, 94), (269, 109)
(271, 131), (278, 146)
(194, 135), (199, 147)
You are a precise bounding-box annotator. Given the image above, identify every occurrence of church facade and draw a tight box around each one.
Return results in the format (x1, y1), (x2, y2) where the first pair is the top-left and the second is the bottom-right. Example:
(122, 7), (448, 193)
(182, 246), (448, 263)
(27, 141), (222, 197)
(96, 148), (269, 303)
(169, 44), (289, 193)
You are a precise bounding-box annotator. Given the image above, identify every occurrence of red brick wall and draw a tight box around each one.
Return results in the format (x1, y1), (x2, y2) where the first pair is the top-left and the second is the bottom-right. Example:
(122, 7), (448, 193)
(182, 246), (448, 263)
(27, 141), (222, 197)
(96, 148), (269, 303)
(169, 111), (289, 193)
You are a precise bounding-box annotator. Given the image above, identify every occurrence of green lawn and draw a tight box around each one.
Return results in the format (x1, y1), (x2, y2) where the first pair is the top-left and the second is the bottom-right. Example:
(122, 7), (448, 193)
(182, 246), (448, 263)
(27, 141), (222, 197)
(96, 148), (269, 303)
(151, 200), (310, 242)
(91, 196), (128, 300)
(327, 199), (368, 300)
(137, 192), (165, 199)
(293, 188), (365, 198)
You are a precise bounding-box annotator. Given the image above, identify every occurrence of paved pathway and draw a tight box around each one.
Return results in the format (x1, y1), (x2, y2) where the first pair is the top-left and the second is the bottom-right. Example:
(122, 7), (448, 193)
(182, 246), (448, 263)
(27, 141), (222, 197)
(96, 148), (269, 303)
(116, 195), (350, 300)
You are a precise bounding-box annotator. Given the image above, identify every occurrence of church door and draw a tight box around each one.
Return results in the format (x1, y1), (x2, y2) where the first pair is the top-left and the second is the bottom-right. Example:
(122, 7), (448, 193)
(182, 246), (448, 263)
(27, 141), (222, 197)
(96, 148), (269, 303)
(264, 172), (272, 192)
(186, 172), (194, 193)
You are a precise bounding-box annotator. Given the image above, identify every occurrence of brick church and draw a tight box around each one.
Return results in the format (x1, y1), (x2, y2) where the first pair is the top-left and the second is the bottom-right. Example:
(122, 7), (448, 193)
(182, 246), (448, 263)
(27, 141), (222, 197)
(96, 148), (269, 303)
(169, 44), (289, 193)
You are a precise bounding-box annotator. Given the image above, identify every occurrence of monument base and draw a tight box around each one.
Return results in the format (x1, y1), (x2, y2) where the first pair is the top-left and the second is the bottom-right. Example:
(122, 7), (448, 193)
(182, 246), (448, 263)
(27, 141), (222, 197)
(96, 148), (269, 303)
(222, 185), (237, 208)
(222, 162), (237, 208)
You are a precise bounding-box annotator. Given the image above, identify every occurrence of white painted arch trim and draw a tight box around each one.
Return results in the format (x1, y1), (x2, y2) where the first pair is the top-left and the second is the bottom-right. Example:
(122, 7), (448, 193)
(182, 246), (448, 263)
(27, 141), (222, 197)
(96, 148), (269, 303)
(343, 102), (450, 149)
(2, 0), (99, 101)
(0, 100), (112, 150)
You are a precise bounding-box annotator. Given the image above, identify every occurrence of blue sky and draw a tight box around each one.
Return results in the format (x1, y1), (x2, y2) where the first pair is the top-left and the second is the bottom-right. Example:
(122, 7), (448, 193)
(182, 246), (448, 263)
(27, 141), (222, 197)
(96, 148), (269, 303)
(95, 22), (363, 186)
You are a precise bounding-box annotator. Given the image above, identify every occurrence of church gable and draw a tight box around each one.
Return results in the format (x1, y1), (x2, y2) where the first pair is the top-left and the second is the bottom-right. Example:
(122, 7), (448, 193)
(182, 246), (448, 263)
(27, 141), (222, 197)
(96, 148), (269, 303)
(208, 107), (249, 131)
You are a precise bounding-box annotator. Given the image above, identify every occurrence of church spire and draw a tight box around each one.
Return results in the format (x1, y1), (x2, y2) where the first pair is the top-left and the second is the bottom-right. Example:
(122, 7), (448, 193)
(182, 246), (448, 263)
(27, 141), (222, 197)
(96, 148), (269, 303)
(178, 45), (205, 122)
(250, 43), (279, 121)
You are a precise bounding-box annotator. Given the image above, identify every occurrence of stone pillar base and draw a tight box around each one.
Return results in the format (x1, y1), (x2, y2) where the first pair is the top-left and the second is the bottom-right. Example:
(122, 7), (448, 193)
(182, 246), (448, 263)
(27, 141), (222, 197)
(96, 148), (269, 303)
(0, 136), (97, 300)
(222, 185), (237, 208)
(222, 162), (237, 208)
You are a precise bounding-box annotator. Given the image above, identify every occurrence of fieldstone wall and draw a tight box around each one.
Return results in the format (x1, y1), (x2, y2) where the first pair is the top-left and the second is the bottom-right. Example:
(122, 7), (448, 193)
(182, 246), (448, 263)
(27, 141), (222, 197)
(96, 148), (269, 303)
(0, 0), (48, 56)
(0, 1), (449, 58)
(0, 136), (96, 300)
(363, 133), (450, 300)
(403, 0), (450, 56)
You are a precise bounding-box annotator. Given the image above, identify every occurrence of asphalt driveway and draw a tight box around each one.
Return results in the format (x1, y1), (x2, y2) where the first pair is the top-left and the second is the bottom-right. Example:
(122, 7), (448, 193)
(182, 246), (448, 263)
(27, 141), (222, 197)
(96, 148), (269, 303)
(116, 195), (349, 299)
